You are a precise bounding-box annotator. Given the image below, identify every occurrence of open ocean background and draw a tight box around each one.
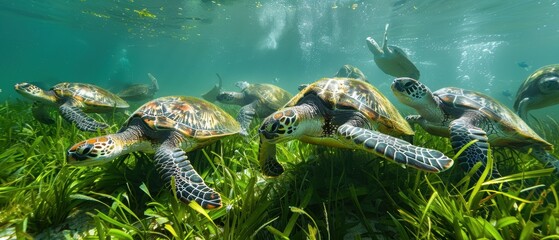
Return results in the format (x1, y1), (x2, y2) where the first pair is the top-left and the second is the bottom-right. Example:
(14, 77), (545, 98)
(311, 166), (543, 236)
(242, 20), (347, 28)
(1, 0), (558, 117)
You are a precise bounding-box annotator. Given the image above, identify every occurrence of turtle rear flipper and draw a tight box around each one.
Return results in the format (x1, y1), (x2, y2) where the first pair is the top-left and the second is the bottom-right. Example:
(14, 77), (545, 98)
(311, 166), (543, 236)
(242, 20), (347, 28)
(449, 118), (501, 180)
(337, 124), (453, 173)
(59, 101), (108, 132)
(155, 143), (221, 209)
(32, 102), (55, 124)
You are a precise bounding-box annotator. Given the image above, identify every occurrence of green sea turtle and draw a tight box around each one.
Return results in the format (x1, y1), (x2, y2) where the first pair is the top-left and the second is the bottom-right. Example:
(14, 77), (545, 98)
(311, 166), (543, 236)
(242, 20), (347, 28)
(14, 82), (129, 132)
(334, 64), (368, 82)
(366, 24), (420, 79)
(391, 77), (559, 179)
(217, 81), (292, 136)
(513, 64), (559, 120)
(67, 96), (241, 209)
(298, 64), (368, 91)
(258, 77), (454, 176)
(117, 73), (160, 102)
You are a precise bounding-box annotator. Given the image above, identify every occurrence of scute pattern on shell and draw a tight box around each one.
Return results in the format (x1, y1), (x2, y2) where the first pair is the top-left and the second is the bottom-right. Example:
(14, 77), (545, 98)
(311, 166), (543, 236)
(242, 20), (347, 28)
(129, 96), (241, 138)
(53, 82), (129, 108)
(288, 77), (413, 135)
(435, 87), (549, 146)
(244, 83), (292, 110)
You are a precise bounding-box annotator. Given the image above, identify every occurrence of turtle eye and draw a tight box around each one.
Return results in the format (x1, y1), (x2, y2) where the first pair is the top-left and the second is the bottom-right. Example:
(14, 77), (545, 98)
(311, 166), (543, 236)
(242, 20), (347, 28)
(270, 121), (279, 132)
(404, 81), (413, 88)
(77, 143), (94, 155)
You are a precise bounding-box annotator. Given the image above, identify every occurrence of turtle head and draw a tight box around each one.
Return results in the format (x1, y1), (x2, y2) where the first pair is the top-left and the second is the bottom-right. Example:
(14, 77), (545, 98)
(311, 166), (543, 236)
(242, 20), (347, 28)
(538, 74), (559, 94)
(216, 92), (239, 103)
(392, 78), (445, 122)
(216, 91), (246, 105)
(67, 135), (123, 166)
(14, 82), (56, 103)
(235, 81), (250, 90)
(259, 108), (301, 144)
(365, 36), (383, 56)
(391, 78), (435, 108)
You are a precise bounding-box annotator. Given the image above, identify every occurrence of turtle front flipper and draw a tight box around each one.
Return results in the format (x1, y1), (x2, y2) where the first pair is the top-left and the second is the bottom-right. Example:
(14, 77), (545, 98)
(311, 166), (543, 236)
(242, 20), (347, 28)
(155, 143), (221, 209)
(405, 115), (422, 127)
(32, 102), (55, 124)
(59, 100), (108, 132)
(449, 118), (501, 180)
(337, 124), (453, 173)
(516, 98), (530, 120)
(237, 102), (257, 136)
(258, 137), (283, 176)
(382, 23), (390, 53)
(147, 73), (159, 92)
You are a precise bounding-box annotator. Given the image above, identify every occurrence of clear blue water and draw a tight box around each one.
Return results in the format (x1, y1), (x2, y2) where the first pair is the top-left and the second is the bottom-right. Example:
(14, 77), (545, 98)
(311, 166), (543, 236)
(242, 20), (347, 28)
(1, 0), (558, 116)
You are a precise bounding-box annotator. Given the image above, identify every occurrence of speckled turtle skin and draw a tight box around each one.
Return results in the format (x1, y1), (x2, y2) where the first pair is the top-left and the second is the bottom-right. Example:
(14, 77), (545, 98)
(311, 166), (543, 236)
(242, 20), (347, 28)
(67, 96), (241, 209)
(217, 81), (293, 136)
(258, 77), (454, 176)
(14, 82), (129, 132)
(513, 64), (559, 120)
(392, 77), (559, 180)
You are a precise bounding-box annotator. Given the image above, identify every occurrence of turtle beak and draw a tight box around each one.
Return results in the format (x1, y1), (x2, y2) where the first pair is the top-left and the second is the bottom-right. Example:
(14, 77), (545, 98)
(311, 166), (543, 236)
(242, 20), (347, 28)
(14, 82), (30, 93)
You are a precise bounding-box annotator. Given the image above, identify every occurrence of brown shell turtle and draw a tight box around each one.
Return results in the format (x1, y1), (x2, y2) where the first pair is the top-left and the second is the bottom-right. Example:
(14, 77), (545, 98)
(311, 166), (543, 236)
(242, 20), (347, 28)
(366, 24), (420, 79)
(67, 96), (241, 209)
(217, 81), (292, 136)
(258, 77), (453, 176)
(334, 64), (368, 82)
(513, 64), (559, 120)
(117, 73), (160, 102)
(392, 77), (559, 179)
(14, 82), (129, 132)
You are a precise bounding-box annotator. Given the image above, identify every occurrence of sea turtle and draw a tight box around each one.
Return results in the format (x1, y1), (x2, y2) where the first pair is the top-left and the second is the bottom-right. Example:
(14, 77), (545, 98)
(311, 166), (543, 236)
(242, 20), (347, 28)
(513, 64), (559, 120)
(391, 77), (559, 179)
(334, 64), (368, 82)
(14, 82), (129, 132)
(258, 77), (453, 177)
(217, 81), (292, 136)
(366, 24), (420, 79)
(117, 73), (160, 102)
(298, 64), (368, 91)
(66, 96), (241, 209)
